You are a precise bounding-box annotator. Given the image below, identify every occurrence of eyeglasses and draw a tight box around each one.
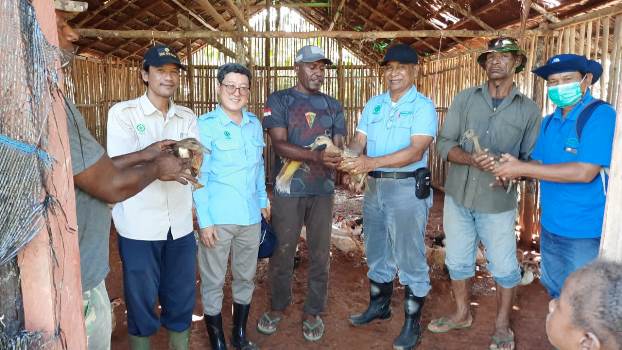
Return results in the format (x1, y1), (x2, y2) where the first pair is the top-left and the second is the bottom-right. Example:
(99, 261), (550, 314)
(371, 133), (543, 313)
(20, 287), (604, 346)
(221, 83), (250, 96)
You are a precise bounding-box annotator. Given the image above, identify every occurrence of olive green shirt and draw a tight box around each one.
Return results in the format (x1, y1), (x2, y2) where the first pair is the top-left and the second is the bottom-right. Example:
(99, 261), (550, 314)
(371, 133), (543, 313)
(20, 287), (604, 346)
(437, 83), (541, 213)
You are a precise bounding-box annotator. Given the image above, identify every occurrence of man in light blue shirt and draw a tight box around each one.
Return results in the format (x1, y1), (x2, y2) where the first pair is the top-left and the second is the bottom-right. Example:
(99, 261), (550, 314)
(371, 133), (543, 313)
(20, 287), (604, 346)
(341, 44), (437, 350)
(193, 63), (268, 350)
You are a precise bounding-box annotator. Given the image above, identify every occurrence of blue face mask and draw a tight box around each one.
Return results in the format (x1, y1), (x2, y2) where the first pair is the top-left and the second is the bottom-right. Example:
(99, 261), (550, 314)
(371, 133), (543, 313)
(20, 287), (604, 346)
(547, 77), (585, 108)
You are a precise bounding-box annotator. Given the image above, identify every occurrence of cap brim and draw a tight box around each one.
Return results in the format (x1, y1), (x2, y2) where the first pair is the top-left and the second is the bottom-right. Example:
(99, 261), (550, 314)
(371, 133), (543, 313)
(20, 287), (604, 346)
(531, 60), (598, 82)
(380, 59), (418, 66)
(477, 50), (527, 73)
(296, 56), (332, 65)
(148, 57), (187, 70)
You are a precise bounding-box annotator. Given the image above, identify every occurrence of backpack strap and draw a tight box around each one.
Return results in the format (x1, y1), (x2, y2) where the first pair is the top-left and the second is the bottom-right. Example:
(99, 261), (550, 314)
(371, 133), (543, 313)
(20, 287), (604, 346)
(575, 99), (610, 195)
(543, 115), (554, 134)
(576, 99), (608, 139)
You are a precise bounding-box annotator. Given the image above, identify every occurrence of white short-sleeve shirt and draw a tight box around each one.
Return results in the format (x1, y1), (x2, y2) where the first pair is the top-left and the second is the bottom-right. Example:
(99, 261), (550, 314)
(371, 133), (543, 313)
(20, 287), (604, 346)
(107, 94), (198, 241)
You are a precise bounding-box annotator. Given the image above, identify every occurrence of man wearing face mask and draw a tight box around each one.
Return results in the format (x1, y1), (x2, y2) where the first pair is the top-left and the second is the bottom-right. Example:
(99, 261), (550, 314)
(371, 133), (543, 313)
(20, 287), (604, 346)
(256, 45), (345, 342)
(430, 37), (540, 350)
(494, 54), (616, 299)
(340, 44), (437, 350)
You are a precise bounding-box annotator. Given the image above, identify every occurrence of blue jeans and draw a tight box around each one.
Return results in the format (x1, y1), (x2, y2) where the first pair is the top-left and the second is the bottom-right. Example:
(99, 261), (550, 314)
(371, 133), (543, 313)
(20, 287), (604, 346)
(443, 195), (521, 289)
(363, 177), (432, 297)
(540, 226), (600, 298)
(118, 231), (197, 336)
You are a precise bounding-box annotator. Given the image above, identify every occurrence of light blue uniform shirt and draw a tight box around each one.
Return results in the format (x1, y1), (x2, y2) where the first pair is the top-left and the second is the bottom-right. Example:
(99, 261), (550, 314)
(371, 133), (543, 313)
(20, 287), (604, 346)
(193, 106), (268, 228)
(532, 89), (616, 238)
(356, 85), (438, 172)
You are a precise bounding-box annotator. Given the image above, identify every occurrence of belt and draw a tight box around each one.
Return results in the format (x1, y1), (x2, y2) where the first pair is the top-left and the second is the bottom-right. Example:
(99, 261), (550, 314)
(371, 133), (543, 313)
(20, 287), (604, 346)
(367, 171), (415, 179)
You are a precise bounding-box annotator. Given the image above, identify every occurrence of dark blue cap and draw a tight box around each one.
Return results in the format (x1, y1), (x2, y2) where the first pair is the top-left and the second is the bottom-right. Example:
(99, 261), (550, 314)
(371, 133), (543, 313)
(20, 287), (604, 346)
(143, 44), (186, 70)
(380, 44), (418, 66)
(532, 54), (602, 84)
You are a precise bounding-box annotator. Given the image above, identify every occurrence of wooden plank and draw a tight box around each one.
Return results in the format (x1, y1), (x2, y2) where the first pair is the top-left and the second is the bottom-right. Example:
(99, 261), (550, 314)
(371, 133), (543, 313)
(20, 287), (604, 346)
(601, 17), (610, 98)
(76, 28), (549, 40)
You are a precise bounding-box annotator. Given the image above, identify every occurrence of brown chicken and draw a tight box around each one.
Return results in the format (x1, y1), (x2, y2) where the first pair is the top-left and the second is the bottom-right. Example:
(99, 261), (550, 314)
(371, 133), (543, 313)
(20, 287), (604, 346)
(173, 137), (210, 190)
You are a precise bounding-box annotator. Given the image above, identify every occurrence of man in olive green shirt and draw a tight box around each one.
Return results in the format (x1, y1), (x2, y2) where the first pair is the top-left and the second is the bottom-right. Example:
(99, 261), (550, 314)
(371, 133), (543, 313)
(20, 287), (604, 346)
(428, 38), (541, 350)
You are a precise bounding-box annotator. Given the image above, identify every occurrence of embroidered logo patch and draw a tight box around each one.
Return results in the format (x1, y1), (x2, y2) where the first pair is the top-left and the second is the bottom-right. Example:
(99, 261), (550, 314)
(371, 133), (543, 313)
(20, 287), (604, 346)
(305, 112), (316, 128)
(136, 123), (146, 134)
(263, 108), (272, 117)
(224, 130), (232, 139)
(373, 105), (381, 114)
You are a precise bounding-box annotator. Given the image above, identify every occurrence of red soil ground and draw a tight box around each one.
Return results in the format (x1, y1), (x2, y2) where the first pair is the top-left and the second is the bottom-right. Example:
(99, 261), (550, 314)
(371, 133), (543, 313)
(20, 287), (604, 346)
(108, 191), (551, 350)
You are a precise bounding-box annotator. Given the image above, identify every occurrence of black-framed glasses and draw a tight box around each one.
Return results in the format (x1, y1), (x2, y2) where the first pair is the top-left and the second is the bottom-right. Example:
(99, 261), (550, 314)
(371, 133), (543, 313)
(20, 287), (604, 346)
(221, 83), (250, 96)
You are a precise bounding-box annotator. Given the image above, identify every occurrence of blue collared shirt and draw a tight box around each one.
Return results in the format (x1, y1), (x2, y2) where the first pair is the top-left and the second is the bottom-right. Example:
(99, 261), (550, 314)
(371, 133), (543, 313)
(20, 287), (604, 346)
(356, 85), (437, 172)
(532, 89), (616, 238)
(193, 106), (268, 228)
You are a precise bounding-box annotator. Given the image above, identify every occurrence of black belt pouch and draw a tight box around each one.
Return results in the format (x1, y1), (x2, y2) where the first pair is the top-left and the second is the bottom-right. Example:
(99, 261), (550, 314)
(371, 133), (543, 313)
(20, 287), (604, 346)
(414, 167), (431, 199)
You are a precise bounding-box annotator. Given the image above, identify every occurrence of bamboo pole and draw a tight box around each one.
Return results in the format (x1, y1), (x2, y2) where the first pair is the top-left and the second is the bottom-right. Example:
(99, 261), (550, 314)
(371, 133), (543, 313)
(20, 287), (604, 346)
(530, 2), (560, 23)
(76, 28), (549, 40)
(602, 17), (611, 97)
(550, 4), (622, 30)
(327, 0), (346, 31)
(225, 0), (253, 32)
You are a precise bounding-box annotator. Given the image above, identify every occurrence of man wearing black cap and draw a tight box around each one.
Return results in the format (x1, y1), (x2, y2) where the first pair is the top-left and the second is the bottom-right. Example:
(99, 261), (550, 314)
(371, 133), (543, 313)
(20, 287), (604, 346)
(257, 45), (345, 342)
(494, 54), (616, 299)
(54, 3), (193, 349)
(431, 37), (541, 350)
(340, 43), (437, 350)
(106, 45), (199, 349)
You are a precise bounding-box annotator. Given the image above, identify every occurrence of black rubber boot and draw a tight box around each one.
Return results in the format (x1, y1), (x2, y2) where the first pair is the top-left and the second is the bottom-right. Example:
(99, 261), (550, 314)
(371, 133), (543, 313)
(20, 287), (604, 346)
(231, 303), (258, 350)
(204, 313), (228, 350)
(393, 286), (425, 350)
(349, 279), (393, 326)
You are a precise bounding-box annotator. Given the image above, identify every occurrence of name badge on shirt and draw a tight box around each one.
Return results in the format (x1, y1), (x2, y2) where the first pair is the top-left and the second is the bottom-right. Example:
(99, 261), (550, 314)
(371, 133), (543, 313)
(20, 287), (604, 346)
(564, 137), (579, 154)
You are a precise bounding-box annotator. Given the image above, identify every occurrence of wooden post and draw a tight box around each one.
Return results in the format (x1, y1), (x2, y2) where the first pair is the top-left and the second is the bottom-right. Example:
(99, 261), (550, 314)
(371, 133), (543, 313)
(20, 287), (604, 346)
(601, 22), (622, 262)
(186, 39), (195, 111)
(16, 0), (85, 348)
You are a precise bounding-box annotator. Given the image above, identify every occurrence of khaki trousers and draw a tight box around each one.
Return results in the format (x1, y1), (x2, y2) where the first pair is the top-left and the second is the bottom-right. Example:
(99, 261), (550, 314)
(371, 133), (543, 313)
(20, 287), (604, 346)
(198, 223), (260, 316)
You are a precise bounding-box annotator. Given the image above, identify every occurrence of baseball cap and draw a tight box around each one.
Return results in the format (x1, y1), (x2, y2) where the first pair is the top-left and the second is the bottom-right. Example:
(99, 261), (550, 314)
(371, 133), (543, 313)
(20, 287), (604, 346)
(380, 44), (419, 66)
(294, 45), (332, 65)
(143, 44), (187, 70)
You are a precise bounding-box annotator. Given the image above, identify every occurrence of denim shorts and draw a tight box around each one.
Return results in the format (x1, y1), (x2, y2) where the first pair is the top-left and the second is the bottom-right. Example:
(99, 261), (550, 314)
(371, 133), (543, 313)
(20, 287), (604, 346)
(443, 195), (521, 288)
(540, 226), (600, 298)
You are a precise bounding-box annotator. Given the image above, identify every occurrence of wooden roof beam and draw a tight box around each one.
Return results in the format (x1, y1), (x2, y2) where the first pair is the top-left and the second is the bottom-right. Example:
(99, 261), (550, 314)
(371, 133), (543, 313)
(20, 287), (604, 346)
(105, 11), (181, 58)
(388, 0), (468, 51)
(445, 0), (495, 31)
(170, 0), (218, 31)
(170, 1), (237, 60)
(530, 2), (560, 23)
(327, 0), (347, 31)
(194, 0), (253, 64)
(76, 0), (124, 26)
(355, 0), (441, 53)
(223, 0), (253, 32)
(77, 28), (549, 40)
(194, 0), (235, 30)
(279, 0), (383, 64)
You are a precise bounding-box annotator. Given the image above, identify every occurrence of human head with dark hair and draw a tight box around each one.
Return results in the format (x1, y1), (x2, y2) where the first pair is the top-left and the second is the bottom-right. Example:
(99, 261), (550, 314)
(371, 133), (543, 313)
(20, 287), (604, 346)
(216, 63), (252, 118)
(294, 45), (331, 94)
(546, 259), (622, 350)
(140, 45), (182, 98)
(217, 62), (252, 85)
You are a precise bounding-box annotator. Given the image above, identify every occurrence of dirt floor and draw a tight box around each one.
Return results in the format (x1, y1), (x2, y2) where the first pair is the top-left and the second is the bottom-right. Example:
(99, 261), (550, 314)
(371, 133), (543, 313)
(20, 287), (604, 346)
(107, 191), (551, 350)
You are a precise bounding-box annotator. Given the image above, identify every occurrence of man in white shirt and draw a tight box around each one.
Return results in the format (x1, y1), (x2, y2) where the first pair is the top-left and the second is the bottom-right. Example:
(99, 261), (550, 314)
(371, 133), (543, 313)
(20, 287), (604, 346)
(107, 45), (199, 350)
